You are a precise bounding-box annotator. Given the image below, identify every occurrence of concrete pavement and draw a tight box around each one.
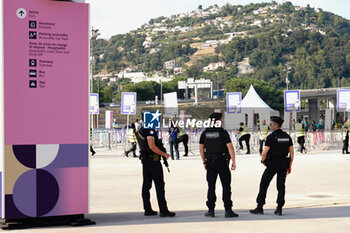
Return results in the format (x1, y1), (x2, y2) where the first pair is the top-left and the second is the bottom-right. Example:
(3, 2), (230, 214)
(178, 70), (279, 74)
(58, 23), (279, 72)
(12, 150), (350, 232)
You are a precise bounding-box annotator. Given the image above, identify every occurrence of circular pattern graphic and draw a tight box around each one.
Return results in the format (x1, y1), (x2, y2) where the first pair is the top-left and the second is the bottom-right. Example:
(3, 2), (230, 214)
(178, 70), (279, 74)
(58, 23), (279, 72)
(13, 169), (59, 217)
(13, 145), (36, 168)
(16, 8), (27, 19)
(13, 144), (60, 169)
(36, 144), (60, 168)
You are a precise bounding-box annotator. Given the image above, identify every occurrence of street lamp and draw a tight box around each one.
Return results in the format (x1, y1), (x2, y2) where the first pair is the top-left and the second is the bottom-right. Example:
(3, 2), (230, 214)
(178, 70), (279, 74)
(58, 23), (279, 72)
(90, 27), (100, 130)
(284, 64), (291, 90)
(90, 27), (100, 93)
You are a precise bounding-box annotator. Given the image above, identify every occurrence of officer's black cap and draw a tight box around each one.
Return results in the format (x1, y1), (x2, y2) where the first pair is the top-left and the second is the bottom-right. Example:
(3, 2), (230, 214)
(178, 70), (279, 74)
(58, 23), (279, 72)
(271, 116), (284, 126)
(130, 123), (135, 129)
(209, 112), (222, 121)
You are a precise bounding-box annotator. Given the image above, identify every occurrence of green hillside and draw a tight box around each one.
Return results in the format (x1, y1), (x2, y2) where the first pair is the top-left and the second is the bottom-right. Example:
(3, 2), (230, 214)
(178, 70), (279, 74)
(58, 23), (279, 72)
(92, 1), (350, 108)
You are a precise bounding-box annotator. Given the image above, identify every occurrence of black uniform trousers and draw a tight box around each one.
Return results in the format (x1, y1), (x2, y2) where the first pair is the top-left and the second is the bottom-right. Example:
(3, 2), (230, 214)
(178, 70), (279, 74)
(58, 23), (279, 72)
(259, 139), (265, 155)
(256, 159), (289, 208)
(343, 136), (349, 152)
(142, 159), (168, 213)
(206, 159), (232, 211)
(239, 134), (251, 153)
(126, 142), (137, 156)
(297, 136), (306, 153)
(178, 134), (189, 156)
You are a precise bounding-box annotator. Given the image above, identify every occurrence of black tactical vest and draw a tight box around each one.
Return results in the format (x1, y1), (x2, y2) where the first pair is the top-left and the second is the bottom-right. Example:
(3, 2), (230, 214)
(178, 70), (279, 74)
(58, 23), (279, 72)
(135, 128), (154, 155)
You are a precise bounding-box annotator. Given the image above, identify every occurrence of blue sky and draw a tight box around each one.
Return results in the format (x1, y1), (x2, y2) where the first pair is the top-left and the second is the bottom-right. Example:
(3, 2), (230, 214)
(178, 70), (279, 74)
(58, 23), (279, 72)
(86, 0), (350, 39)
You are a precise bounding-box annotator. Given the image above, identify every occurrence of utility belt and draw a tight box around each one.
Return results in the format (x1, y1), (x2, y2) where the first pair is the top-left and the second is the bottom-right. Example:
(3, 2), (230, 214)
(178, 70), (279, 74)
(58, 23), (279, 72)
(140, 153), (161, 162)
(205, 152), (230, 161)
(264, 155), (290, 166)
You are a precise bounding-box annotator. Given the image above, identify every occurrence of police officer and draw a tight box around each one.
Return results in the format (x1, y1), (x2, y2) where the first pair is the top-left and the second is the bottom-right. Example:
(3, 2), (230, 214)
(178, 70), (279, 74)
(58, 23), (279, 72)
(135, 126), (176, 217)
(250, 116), (294, 216)
(258, 120), (270, 155)
(295, 118), (306, 153)
(238, 122), (251, 154)
(199, 112), (239, 218)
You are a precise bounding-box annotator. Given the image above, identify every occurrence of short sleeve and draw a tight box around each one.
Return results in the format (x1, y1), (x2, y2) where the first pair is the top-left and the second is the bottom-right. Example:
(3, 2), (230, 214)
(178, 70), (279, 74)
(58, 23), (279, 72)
(222, 130), (232, 144)
(199, 131), (206, 144)
(265, 134), (274, 147)
(288, 136), (293, 147)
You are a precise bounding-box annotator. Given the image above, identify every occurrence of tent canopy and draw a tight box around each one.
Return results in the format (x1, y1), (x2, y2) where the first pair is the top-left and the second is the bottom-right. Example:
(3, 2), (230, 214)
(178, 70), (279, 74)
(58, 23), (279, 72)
(224, 85), (279, 129)
(241, 85), (279, 115)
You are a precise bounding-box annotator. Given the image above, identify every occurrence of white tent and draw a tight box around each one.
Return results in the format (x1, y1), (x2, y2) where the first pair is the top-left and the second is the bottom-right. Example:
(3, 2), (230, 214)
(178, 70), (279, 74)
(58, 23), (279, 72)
(225, 85), (280, 129)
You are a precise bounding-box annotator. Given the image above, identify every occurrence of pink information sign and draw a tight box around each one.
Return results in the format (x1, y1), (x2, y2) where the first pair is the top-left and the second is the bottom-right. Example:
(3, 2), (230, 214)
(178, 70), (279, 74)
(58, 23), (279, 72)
(3, 0), (89, 219)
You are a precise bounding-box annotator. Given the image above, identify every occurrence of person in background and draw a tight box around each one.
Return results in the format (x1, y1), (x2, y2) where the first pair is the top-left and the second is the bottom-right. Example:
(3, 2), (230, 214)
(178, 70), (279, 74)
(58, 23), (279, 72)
(135, 119), (142, 132)
(238, 122), (251, 154)
(258, 120), (270, 156)
(90, 128), (96, 156)
(302, 117), (309, 132)
(342, 125), (350, 154)
(168, 123), (180, 160)
(125, 123), (138, 158)
(177, 128), (189, 157)
(295, 118), (306, 153)
(112, 119), (120, 129)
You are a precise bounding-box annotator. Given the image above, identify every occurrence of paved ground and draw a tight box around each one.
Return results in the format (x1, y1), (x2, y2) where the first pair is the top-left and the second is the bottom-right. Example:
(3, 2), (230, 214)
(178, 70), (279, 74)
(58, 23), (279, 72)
(11, 149), (350, 232)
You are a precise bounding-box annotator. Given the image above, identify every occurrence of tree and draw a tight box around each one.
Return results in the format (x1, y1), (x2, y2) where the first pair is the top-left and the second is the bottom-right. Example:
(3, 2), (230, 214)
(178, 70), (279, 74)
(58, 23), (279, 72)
(186, 65), (202, 78)
(198, 4), (203, 10)
(101, 86), (114, 103)
(318, 12), (324, 25)
(150, 57), (160, 71)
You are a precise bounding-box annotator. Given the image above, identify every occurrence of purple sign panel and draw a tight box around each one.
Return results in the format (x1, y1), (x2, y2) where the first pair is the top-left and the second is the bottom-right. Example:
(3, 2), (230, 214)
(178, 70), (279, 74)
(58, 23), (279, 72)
(3, 0), (89, 219)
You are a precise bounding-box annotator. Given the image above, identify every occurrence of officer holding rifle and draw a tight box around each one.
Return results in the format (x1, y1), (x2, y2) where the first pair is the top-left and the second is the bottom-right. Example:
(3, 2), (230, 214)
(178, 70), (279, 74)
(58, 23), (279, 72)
(136, 125), (175, 217)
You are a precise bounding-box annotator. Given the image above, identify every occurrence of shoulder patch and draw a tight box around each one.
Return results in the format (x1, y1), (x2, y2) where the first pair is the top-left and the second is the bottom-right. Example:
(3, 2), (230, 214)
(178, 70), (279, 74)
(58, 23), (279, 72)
(150, 130), (154, 135)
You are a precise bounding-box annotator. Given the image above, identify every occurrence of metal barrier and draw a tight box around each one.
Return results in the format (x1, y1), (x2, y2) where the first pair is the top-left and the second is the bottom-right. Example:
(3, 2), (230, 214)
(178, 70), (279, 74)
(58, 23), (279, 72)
(91, 128), (344, 153)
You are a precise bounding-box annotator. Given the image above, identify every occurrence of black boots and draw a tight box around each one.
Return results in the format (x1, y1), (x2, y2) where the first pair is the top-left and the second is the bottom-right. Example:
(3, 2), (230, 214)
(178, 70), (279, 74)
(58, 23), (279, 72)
(204, 210), (215, 217)
(274, 207), (282, 216)
(160, 211), (176, 217)
(249, 206), (283, 215)
(225, 210), (239, 217)
(250, 206), (264, 215)
(204, 210), (239, 218)
(144, 210), (157, 216)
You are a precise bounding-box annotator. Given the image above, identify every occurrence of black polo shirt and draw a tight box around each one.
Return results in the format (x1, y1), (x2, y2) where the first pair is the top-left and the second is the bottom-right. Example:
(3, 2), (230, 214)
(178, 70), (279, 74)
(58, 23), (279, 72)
(265, 129), (293, 159)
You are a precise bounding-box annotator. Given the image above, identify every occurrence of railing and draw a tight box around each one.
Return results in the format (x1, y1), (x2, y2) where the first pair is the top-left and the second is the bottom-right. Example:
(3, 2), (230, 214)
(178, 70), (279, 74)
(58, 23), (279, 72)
(91, 128), (343, 154)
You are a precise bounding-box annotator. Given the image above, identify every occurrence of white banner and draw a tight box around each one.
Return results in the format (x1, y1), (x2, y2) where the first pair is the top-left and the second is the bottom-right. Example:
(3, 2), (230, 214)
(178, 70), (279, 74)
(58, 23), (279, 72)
(105, 110), (113, 129)
(164, 92), (178, 116)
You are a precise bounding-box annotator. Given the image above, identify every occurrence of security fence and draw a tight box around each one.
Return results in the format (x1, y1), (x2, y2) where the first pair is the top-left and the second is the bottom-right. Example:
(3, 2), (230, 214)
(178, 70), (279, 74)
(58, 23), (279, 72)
(91, 128), (344, 154)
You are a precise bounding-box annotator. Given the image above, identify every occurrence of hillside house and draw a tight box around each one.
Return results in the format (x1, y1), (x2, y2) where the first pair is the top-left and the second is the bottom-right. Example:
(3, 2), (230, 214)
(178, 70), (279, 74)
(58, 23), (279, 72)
(164, 60), (179, 69)
(203, 62), (226, 72)
(237, 58), (254, 75)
